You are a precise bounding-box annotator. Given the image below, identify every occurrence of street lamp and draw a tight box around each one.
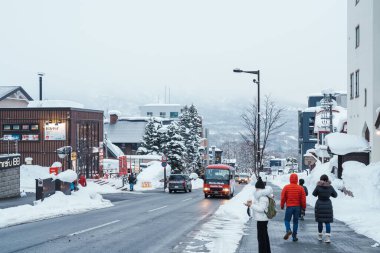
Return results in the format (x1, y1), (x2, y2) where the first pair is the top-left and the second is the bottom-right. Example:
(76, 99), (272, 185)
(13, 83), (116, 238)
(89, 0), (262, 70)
(233, 68), (261, 171)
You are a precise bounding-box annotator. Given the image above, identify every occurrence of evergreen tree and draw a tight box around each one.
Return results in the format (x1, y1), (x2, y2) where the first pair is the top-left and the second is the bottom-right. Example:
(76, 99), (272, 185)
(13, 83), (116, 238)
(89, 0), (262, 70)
(157, 123), (170, 154)
(166, 122), (186, 172)
(141, 118), (160, 154)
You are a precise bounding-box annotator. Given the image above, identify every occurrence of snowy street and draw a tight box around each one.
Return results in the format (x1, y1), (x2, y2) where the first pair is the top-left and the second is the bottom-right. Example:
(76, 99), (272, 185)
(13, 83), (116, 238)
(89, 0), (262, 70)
(0, 185), (245, 253)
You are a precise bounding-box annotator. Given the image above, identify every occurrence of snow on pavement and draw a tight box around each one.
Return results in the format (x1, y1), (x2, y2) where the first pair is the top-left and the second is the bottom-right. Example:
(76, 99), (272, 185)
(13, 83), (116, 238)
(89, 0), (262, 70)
(272, 160), (380, 244)
(186, 183), (254, 253)
(0, 186), (112, 229)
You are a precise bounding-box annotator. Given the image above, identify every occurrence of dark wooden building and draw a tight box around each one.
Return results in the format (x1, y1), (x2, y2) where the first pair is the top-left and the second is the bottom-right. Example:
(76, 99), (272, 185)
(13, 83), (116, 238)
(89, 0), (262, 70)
(0, 107), (103, 178)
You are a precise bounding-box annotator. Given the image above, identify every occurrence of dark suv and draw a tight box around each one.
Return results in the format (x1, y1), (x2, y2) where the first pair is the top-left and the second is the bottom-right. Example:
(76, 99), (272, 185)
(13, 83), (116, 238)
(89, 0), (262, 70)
(168, 174), (192, 193)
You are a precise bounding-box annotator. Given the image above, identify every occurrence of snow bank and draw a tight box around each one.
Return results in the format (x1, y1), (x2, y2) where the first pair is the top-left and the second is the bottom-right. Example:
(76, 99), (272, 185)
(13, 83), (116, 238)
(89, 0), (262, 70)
(272, 159), (380, 244)
(28, 100), (84, 109)
(20, 165), (51, 192)
(325, 132), (370, 155)
(55, 169), (77, 182)
(86, 179), (122, 194)
(191, 178), (204, 189)
(134, 161), (171, 191)
(0, 187), (112, 228)
(189, 184), (254, 253)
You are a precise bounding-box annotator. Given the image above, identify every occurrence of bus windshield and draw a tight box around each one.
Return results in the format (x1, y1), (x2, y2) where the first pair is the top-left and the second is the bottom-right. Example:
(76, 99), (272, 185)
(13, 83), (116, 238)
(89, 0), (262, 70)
(205, 169), (230, 180)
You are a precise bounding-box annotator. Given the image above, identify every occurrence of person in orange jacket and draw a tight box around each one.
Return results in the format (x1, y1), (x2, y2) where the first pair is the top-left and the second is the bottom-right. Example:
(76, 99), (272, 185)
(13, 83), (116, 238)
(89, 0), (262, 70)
(280, 173), (306, 242)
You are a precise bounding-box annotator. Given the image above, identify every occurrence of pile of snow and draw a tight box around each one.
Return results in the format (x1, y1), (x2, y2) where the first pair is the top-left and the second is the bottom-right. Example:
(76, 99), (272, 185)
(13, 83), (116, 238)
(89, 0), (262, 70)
(20, 165), (51, 192)
(188, 184), (254, 253)
(28, 100), (84, 109)
(54, 169), (77, 182)
(134, 161), (171, 190)
(325, 132), (370, 155)
(272, 158), (380, 244)
(86, 179), (122, 194)
(108, 110), (121, 116)
(0, 186), (112, 229)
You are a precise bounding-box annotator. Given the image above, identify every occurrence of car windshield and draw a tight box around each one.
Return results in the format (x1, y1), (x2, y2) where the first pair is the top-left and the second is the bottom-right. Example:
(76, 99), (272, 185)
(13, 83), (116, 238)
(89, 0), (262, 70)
(240, 175), (249, 178)
(169, 175), (184, 180)
(205, 169), (230, 180)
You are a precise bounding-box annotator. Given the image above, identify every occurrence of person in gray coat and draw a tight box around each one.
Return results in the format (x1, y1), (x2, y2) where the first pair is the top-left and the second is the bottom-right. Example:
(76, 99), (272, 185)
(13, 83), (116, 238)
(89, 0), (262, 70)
(312, 174), (338, 243)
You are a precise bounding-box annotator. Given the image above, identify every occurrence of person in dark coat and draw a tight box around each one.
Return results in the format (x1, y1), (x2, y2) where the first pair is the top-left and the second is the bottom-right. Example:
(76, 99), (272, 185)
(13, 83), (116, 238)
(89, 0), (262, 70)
(299, 178), (308, 220)
(128, 173), (137, 191)
(312, 174), (337, 243)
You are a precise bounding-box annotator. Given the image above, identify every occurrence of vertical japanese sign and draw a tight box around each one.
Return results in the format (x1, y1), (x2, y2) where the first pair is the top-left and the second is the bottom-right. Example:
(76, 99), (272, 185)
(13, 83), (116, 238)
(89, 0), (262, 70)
(119, 156), (127, 175)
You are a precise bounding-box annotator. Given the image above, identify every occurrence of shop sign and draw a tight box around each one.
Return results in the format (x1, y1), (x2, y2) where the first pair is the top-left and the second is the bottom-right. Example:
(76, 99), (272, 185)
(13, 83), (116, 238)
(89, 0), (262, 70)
(44, 123), (66, 141)
(0, 155), (21, 170)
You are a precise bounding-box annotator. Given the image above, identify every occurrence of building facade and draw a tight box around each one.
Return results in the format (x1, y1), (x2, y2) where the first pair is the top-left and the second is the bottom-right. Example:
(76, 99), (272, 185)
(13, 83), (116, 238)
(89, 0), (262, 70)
(347, 0), (380, 162)
(0, 86), (33, 108)
(139, 104), (183, 119)
(0, 107), (104, 178)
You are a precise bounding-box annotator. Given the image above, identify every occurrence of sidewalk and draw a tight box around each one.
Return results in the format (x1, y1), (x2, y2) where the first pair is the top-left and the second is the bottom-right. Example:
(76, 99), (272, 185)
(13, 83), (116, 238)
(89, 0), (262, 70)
(0, 192), (35, 209)
(236, 183), (379, 253)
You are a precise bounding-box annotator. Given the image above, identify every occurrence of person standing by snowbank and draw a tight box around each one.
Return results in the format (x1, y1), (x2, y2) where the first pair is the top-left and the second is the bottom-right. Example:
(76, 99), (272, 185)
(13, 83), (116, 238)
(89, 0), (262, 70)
(128, 173), (137, 191)
(280, 173), (306, 242)
(312, 174), (338, 243)
(246, 177), (273, 253)
(299, 178), (308, 220)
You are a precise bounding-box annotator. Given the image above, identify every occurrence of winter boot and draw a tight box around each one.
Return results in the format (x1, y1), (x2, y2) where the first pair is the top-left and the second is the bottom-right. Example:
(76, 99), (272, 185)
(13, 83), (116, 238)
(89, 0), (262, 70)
(318, 233), (323, 241)
(324, 233), (331, 243)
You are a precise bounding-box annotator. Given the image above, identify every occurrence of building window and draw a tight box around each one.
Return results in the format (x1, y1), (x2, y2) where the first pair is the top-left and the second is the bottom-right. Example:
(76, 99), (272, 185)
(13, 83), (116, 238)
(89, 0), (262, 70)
(160, 112), (166, 118)
(355, 70), (360, 98)
(170, 112), (179, 118)
(350, 73), (354, 99)
(147, 112), (153, 117)
(364, 88), (367, 107)
(355, 25), (360, 48)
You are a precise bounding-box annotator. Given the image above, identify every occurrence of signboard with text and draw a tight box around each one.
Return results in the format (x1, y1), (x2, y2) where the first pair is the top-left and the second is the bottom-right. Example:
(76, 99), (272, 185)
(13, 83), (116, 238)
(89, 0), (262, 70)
(0, 155), (21, 170)
(44, 123), (66, 141)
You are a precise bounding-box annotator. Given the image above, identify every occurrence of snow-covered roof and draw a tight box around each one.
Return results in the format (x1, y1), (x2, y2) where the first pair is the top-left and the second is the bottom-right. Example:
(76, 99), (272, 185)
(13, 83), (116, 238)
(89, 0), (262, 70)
(28, 100), (84, 109)
(105, 119), (147, 143)
(303, 107), (317, 113)
(0, 86), (33, 101)
(108, 110), (121, 116)
(106, 139), (124, 157)
(325, 132), (370, 155)
(376, 107), (380, 115)
(314, 144), (330, 158)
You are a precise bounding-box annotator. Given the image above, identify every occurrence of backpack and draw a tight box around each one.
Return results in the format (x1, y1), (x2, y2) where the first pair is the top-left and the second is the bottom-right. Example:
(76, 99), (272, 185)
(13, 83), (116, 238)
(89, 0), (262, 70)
(264, 197), (277, 219)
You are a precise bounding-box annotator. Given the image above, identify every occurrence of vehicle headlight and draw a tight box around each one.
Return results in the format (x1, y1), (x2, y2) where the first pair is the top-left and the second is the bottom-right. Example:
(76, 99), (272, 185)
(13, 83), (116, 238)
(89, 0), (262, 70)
(204, 187), (210, 191)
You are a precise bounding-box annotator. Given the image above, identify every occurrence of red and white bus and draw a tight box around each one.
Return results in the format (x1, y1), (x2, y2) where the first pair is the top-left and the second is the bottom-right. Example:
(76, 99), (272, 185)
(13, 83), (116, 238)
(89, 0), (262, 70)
(203, 164), (236, 199)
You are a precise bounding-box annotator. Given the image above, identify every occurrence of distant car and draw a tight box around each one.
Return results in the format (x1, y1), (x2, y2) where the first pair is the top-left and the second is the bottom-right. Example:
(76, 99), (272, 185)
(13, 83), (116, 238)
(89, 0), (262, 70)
(168, 174), (192, 193)
(237, 174), (250, 184)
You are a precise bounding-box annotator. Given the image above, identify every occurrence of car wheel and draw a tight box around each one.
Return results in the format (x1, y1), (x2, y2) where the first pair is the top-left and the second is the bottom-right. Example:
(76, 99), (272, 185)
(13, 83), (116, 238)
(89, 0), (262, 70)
(169, 190), (172, 193)
(204, 194), (208, 198)
(189, 187), (192, 192)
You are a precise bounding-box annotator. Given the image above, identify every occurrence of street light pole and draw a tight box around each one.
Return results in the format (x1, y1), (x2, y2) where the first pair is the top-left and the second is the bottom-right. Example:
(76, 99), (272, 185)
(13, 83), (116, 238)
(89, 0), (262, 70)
(38, 72), (45, 101)
(233, 68), (261, 172)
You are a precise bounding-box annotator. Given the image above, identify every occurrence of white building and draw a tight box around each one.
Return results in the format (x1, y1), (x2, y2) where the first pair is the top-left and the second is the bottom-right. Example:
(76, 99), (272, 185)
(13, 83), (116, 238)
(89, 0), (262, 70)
(139, 104), (183, 120)
(347, 0), (380, 162)
(0, 86), (33, 108)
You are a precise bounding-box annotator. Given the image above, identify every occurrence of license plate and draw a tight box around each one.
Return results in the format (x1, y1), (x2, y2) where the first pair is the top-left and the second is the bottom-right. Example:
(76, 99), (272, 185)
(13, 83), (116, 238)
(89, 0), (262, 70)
(175, 186), (179, 188)
(214, 191), (219, 194)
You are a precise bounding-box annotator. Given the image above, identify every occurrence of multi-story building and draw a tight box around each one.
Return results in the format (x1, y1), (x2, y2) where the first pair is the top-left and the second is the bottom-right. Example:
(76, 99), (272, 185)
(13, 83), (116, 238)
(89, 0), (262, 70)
(347, 0), (380, 162)
(139, 104), (183, 120)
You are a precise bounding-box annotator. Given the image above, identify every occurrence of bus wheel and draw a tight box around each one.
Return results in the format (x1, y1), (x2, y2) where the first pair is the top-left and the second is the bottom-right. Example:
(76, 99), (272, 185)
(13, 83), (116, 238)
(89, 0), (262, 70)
(204, 194), (208, 198)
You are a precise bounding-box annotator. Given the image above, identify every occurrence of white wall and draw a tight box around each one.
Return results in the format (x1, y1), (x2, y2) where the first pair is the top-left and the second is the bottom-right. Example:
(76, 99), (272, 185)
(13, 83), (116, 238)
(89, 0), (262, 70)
(347, 0), (380, 162)
(0, 99), (29, 108)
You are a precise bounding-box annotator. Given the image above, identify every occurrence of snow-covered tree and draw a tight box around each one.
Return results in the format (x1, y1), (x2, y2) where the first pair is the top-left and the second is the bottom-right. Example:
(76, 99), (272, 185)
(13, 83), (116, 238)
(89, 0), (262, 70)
(141, 118), (160, 154)
(165, 122), (186, 172)
(157, 124), (170, 154)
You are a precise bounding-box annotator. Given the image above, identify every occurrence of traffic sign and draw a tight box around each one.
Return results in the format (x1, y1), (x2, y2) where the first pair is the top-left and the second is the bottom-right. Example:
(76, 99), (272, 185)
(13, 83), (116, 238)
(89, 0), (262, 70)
(161, 162), (167, 167)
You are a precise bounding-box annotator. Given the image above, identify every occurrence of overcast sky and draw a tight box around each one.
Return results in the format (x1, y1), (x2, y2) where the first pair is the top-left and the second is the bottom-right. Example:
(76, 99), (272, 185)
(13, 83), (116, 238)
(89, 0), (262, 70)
(0, 0), (347, 108)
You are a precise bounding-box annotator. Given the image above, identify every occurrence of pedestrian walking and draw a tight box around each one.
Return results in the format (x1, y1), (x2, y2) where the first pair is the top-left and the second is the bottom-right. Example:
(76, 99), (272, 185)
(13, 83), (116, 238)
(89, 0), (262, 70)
(280, 173), (306, 242)
(246, 177), (272, 253)
(128, 173), (137, 191)
(299, 178), (308, 220)
(312, 174), (338, 243)
(78, 173), (87, 187)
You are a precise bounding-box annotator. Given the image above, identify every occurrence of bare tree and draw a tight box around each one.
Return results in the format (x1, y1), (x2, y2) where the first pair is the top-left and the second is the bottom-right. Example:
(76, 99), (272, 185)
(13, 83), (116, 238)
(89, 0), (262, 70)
(241, 95), (286, 178)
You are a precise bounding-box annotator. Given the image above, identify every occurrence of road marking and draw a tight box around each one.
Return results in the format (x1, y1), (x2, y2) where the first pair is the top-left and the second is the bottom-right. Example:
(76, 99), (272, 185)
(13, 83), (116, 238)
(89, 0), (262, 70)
(148, 205), (168, 212)
(182, 198), (193, 202)
(68, 220), (120, 236)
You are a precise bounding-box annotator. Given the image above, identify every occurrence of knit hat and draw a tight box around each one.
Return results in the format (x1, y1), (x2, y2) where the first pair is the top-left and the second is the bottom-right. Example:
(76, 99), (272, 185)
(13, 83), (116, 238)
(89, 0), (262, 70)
(299, 178), (305, 186)
(255, 177), (265, 189)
